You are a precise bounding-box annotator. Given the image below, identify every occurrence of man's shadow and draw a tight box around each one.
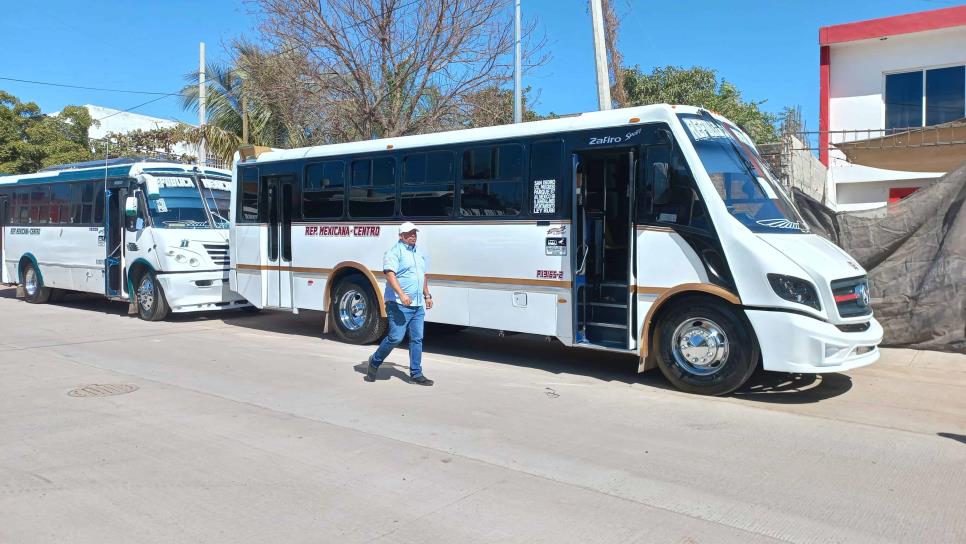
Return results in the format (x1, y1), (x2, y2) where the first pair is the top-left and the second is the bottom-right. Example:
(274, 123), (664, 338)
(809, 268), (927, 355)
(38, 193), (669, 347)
(353, 360), (411, 382)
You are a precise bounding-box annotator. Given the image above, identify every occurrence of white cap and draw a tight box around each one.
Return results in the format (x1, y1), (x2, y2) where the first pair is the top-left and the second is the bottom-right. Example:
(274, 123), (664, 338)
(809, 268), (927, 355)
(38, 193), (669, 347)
(398, 221), (419, 234)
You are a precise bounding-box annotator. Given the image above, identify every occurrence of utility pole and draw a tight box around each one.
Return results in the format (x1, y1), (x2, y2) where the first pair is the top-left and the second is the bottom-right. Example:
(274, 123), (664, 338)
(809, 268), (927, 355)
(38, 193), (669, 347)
(513, 0), (522, 123)
(589, 0), (611, 111)
(199, 42), (207, 167)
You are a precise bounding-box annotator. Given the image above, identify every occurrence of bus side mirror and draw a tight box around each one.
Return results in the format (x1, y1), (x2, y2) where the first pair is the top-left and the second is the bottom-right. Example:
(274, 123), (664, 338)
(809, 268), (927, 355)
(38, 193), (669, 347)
(124, 197), (138, 232)
(652, 162), (670, 205)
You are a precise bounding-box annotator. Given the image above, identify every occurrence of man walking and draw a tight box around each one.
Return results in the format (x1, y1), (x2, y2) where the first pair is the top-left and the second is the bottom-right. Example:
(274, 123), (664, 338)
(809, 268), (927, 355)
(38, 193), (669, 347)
(365, 222), (434, 385)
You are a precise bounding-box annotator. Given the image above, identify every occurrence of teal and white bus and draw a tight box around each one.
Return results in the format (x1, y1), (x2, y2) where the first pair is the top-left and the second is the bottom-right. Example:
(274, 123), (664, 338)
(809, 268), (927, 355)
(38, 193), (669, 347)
(0, 158), (247, 319)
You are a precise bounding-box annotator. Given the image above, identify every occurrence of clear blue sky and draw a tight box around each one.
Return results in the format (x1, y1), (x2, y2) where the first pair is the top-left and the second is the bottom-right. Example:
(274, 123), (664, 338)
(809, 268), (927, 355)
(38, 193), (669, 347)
(0, 0), (958, 133)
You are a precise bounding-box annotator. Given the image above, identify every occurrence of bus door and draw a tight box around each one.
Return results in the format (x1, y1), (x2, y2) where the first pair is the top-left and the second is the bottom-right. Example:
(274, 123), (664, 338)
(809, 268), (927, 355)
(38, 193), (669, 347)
(264, 174), (295, 309)
(573, 148), (637, 350)
(104, 183), (126, 298)
(0, 196), (7, 283)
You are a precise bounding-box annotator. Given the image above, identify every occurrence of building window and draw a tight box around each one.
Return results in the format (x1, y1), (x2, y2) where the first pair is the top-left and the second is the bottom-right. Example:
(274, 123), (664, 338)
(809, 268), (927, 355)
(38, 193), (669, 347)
(926, 66), (965, 126)
(886, 66), (965, 130)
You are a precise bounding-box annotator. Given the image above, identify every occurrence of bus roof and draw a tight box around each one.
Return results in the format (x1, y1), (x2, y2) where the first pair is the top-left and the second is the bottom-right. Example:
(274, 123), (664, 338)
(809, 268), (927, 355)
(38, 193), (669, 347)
(244, 104), (704, 165)
(0, 160), (231, 187)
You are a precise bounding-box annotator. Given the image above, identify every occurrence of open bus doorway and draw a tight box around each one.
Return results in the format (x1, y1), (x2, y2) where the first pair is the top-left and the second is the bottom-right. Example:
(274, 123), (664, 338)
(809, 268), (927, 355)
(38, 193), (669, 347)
(0, 196), (7, 283)
(573, 148), (637, 350)
(105, 186), (124, 297)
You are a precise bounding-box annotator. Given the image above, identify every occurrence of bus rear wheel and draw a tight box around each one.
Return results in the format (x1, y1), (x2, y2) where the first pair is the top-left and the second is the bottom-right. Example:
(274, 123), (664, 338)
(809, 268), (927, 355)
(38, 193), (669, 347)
(22, 261), (51, 304)
(135, 271), (170, 321)
(330, 276), (386, 344)
(654, 300), (758, 396)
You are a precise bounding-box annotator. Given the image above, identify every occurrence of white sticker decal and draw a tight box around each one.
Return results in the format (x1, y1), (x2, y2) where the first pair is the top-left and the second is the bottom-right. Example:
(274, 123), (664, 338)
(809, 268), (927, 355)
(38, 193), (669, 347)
(533, 179), (556, 214)
(683, 118), (728, 141)
(155, 198), (168, 213)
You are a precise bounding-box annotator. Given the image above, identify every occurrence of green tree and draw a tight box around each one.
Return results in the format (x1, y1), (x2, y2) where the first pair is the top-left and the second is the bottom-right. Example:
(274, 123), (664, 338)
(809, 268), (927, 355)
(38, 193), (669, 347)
(622, 66), (779, 143)
(180, 44), (303, 165)
(0, 91), (95, 174)
(462, 86), (546, 128)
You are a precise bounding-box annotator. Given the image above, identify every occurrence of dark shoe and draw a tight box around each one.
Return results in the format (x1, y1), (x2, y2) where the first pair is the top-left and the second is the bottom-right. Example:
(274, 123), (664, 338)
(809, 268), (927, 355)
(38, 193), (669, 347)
(410, 375), (434, 386)
(364, 360), (378, 382)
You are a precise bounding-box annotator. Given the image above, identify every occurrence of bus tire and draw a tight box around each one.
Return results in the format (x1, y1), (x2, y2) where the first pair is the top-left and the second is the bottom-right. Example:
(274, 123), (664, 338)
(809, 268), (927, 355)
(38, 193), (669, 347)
(330, 276), (386, 344)
(134, 270), (170, 321)
(21, 261), (52, 304)
(654, 300), (758, 396)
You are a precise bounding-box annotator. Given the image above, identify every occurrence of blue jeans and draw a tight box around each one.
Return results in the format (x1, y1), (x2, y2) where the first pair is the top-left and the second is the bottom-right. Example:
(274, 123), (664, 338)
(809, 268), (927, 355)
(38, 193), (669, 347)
(370, 302), (425, 377)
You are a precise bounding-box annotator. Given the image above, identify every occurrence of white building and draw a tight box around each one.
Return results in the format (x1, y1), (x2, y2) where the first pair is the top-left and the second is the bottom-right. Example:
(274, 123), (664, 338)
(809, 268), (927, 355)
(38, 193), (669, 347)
(819, 6), (966, 210)
(83, 105), (198, 159)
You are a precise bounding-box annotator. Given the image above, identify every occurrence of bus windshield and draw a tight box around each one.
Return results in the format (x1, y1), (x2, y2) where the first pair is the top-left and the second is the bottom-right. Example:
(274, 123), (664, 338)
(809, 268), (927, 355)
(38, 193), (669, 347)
(148, 175), (231, 229)
(678, 113), (807, 234)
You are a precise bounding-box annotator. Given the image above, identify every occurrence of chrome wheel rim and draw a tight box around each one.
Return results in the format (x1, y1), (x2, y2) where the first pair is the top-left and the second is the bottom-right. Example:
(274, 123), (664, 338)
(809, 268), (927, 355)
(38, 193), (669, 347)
(338, 289), (367, 331)
(137, 276), (155, 312)
(24, 267), (38, 296)
(671, 317), (730, 376)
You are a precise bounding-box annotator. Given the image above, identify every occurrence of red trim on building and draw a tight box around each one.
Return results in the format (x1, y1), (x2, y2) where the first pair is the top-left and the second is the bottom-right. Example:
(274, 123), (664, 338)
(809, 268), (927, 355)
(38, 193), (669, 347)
(819, 45), (831, 166)
(819, 6), (966, 45)
(888, 187), (918, 203)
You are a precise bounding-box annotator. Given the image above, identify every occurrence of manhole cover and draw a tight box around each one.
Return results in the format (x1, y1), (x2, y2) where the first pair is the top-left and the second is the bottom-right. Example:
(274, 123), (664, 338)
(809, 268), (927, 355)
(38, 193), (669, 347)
(68, 384), (139, 398)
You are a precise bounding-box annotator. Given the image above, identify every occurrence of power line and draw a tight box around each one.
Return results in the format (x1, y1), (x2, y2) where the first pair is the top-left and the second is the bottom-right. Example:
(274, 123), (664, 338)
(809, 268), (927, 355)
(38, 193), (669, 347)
(0, 76), (183, 96)
(95, 92), (184, 122)
(10, 0), (427, 121)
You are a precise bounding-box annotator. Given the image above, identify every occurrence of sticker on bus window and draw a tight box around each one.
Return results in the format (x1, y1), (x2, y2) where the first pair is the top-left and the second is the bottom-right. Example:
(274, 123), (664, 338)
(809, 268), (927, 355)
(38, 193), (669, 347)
(533, 179), (556, 214)
(683, 118), (727, 141)
(202, 178), (231, 191)
(658, 213), (677, 223)
(155, 198), (168, 213)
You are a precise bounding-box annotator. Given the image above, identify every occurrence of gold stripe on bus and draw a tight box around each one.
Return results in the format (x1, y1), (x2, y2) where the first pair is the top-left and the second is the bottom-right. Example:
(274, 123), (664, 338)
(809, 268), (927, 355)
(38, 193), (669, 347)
(235, 264), (570, 289)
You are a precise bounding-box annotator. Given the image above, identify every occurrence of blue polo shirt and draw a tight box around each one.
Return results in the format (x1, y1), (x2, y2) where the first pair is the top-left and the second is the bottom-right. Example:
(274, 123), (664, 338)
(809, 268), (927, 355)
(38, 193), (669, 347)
(383, 241), (428, 307)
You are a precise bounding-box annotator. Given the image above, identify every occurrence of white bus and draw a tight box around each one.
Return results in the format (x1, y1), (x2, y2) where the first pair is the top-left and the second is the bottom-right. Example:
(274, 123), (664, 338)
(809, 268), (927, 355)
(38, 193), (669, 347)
(228, 105), (882, 395)
(1, 158), (248, 320)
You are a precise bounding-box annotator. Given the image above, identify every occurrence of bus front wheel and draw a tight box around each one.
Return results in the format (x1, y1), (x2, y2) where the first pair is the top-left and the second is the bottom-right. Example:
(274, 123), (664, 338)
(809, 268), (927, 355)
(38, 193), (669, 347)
(21, 261), (51, 304)
(135, 271), (170, 321)
(330, 276), (386, 344)
(654, 301), (758, 396)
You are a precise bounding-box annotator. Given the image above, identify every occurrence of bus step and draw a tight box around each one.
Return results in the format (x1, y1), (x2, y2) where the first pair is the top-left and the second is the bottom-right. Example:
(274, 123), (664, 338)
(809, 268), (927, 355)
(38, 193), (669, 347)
(585, 321), (628, 329)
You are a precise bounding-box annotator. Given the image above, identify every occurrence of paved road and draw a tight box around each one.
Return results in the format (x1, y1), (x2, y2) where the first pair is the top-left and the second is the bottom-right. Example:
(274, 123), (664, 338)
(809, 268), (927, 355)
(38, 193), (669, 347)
(1, 287), (964, 543)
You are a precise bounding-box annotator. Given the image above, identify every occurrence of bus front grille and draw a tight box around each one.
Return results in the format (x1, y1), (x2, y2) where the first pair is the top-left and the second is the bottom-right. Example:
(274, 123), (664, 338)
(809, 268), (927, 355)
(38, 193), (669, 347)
(203, 243), (230, 267)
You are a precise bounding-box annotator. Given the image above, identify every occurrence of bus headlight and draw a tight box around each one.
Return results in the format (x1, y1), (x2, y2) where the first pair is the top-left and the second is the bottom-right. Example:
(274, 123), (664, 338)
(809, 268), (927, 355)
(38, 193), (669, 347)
(189, 257), (200, 267)
(175, 254), (187, 263)
(767, 274), (821, 310)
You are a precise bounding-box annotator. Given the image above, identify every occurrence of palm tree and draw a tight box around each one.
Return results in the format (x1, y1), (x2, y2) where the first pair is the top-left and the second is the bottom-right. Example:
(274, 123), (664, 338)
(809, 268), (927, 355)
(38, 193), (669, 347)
(180, 45), (286, 165)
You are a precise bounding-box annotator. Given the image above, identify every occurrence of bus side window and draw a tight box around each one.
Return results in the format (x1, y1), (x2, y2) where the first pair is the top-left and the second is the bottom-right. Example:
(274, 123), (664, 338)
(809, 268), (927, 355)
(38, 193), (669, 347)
(15, 189), (29, 224)
(639, 145), (708, 230)
(349, 157), (395, 218)
(530, 140), (563, 216)
(303, 161), (345, 219)
(239, 167), (260, 222)
(50, 184), (70, 224)
(78, 182), (94, 224)
(459, 144), (524, 217)
(29, 186), (50, 224)
(93, 185), (105, 224)
(401, 151), (454, 218)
